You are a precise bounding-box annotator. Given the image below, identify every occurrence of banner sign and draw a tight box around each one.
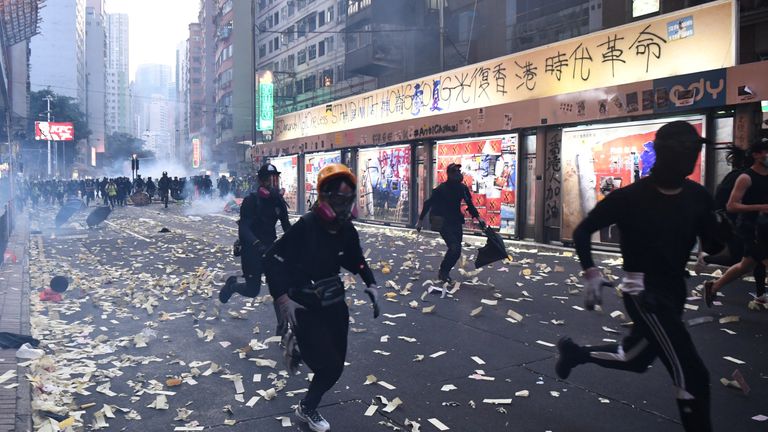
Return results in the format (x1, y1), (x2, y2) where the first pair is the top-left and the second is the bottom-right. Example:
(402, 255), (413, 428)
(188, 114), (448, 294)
(35, 122), (74, 141)
(274, 0), (734, 141)
(192, 138), (201, 168)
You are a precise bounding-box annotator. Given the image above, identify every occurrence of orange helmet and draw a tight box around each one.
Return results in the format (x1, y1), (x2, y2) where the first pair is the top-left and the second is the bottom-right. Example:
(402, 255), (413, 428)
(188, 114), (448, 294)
(316, 163), (356, 193)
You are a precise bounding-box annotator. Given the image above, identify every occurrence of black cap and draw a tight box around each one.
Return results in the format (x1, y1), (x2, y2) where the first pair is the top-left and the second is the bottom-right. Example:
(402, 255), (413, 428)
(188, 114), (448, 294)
(446, 163), (462, 173)
(258, 163), (281, 178)
(749, 137), (768, 154)
(655, 121), (710, 147)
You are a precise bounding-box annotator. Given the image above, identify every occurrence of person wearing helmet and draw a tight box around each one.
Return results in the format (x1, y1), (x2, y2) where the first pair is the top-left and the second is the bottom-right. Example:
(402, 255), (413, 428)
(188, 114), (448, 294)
(263, 163), (380, 432)
(219, 164), (292, 334)
(158, 172), (171, 208)
(416, 163), (484, 283)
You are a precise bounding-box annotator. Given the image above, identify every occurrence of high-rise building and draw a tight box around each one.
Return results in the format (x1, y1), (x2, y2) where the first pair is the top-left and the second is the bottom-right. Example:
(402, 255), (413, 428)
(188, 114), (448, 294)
(175, 40), (189, 164)
(30, 0), (87, 108)
(106, 13), (130, 134)
(133, 64), (173, 158)
(211, 0), (253, 173)
(85, 0), (107, 163)
(197, 0), (217, 171)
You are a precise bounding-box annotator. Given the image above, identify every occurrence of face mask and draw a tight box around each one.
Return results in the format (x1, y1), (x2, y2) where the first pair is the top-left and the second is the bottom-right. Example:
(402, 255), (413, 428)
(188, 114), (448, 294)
(447, 171), (463, 183)
(762, 156), (768, 168)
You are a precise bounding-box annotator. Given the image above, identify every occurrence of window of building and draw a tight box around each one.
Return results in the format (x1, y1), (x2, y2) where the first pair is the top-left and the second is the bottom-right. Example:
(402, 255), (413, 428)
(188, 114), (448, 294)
(287, 54), (295, 70)
(298, 49), (307, 64)
(318, 40), (325, 57)
(268, 39), (273, 53)
(273, 61), (279, 71)
(327, 6), (334, 23)
(274, 11), (280, 26)
(267, 15), (273, 29)
(307, 13), (317, 32)
(336, 64), (344, 82)
(295, 79), (303, 94)
(304, 75), (316, 92)
(288, 1), (295, 16)
(274, 36), (280, 51)
(308, 44), (317, 60)
(321, 69), (333, 87)
(285, 25), (295, 43)
(259, 44), (266, 57)
(325, 36), (334, 52)
(318, 10), (326, 26)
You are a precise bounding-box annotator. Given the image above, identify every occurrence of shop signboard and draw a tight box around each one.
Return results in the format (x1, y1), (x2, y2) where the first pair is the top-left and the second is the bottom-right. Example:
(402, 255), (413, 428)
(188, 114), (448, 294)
(35, 122), (74, 141)
(357, 145), (411, 224)
(436, 135), (518, 235)
(652, 68), (725, 113)
(560, 116), (705, 241)
(275, 1), (734, 141)
(192, 138), (201, 168)
(304, 151), (342, 208)
(268, 155), (299, 212)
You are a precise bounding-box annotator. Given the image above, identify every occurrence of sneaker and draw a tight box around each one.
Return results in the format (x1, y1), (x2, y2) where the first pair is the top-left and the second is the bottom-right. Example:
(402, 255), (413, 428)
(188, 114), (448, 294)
(295, 402), (330, 432)
(218, 276), (237, 303)
(753, 294), (768, 305)
(555, 336), (585, 380)
(693, 253), (708, 274)
(438, 272), (453, 284)
(703, 280), (715, 308)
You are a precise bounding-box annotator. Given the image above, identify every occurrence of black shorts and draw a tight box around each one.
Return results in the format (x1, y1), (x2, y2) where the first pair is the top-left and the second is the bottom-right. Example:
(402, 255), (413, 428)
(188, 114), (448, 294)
(738, 221), (768, 260)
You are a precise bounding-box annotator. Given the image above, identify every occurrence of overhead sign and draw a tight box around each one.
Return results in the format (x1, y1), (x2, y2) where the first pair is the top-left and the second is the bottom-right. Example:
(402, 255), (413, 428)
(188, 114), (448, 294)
(274, 0), (735, 142)
(35, 122), (74, 141)
(192, 138), (201, 168)
(258, 72), (274, 131)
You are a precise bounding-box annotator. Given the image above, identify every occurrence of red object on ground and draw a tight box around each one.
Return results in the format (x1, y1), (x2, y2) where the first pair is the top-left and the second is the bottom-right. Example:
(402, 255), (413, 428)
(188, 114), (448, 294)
(40, 289), (62, 302)
(3, 251), (16, 263)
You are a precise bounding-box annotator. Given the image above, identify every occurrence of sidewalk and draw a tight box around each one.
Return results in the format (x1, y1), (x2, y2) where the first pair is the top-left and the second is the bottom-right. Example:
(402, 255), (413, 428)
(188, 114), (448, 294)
(0, 211), (31, 432)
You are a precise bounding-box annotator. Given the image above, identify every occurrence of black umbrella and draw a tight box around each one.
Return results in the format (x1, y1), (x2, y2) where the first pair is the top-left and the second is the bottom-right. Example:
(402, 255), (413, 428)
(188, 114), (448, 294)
(54, 199), (84, 227)
(474, 224), (510, 269)
(86, 206), (112, 228)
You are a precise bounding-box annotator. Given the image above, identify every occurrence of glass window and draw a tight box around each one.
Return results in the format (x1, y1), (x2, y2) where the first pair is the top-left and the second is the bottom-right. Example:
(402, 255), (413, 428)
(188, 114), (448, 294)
(308, 44), (317, 60)
(297, 49), (306, 64)
(318, 10), (326, 26)
(274, 11), (279, 26)
(318, 41), (325, 56)
(328, 6), (334, 23)
(273, 36), (280, 51)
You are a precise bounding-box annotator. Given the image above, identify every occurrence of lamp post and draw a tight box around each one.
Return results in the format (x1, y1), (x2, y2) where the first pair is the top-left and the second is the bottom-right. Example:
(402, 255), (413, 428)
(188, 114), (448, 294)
(131, 154), (139, 181)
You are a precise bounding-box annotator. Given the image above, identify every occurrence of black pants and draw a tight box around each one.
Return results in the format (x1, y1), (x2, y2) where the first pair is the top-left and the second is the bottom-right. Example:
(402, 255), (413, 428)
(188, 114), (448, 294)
(294, 301), (349, 411)
(234, 244), (288, 337)
(439, 223), (463, 275)
(581, 292), (711, 432)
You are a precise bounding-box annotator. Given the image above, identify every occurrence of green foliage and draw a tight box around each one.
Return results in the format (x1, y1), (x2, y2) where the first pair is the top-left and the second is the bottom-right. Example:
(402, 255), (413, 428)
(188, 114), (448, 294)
(103, 132), (155, 164)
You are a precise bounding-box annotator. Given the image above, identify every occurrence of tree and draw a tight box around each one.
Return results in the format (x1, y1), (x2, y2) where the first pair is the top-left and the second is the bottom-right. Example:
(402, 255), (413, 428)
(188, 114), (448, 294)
(28, 89), (91, 175)
(103, 132), (155, 166)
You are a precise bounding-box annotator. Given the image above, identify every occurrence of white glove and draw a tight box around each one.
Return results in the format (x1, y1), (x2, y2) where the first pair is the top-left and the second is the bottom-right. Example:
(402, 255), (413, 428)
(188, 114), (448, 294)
(276, 294), (305, 327)
(364, 286), (380, 319)
(583, 267), (611, 311)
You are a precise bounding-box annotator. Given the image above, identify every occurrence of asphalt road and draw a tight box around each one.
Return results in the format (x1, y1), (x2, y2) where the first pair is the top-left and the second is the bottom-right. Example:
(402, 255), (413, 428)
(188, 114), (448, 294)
(24, 198), (768, 432)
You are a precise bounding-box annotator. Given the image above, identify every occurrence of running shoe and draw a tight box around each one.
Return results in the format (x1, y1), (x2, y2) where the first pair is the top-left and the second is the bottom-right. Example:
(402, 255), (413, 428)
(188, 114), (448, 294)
(438, 271), (453, 284)
(295, 402), (330, 432)
(555, 336), (585, 380)
(703, 280), (715, 308)
(753, 294), (768, 305)
(218, 276), (237, 304)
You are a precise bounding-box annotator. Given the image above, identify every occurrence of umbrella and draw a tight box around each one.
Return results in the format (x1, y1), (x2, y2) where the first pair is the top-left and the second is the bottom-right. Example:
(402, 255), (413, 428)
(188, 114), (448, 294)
(54, 199), (84, 227)
(474, 224), (509, 269)
(86, 206), (112, 228)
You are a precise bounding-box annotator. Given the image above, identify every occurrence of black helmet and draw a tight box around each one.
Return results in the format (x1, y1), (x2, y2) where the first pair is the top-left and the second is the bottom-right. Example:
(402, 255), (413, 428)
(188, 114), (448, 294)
(257, 163), (281, 179)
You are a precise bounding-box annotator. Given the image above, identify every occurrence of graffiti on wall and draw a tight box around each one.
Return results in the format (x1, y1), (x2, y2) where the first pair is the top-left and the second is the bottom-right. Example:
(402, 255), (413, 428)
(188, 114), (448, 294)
(544, 130), (562, 228)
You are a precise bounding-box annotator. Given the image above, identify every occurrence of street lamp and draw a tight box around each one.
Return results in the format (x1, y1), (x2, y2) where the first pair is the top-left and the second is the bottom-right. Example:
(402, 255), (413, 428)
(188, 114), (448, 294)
(131, 154), (139, 180)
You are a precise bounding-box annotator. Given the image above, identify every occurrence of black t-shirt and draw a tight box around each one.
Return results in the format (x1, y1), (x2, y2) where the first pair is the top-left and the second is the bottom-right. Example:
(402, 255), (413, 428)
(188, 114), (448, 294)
(738, 168), (768, 225)
(574, 178), (722, 294)
(419, 181), (479, 225)
(264, 213), (375, 299)
(238, 191), (291, 246)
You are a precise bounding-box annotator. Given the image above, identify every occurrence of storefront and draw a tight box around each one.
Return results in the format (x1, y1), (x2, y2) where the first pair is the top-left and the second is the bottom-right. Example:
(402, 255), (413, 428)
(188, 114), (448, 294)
(268, 155), (299, 213)
(435, 135), (519, 235)
(356, 144), (411, 225)
(560, 115), (706, 243)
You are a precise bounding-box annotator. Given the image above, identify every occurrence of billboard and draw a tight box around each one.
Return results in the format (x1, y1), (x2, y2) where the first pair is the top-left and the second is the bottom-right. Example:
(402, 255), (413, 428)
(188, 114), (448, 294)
(258, 73), (274, 131)
(560, 115), (705, 242)
(192, 138), (201, 168)
(436, 135), (518, 235)
(35, 122), (74, 141)
(269, 155), (298, 212)
(357, 145), (411, 224)
(304, 151), (341, 208)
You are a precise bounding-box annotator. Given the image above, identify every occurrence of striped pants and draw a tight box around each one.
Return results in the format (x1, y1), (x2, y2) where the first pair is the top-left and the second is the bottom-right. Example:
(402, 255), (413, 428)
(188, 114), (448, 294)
(583, 292), (711, 432)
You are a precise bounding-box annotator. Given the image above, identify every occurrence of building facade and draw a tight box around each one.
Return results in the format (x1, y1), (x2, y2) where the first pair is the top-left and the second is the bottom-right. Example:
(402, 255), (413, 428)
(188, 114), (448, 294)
(30, 0), (87, 108)
(175, 40), (189, 164)
(106, 13), (130, 134)
(133, 64), (173, 158)
(195, 0), (217, 172)
(85, 0), (107, 165)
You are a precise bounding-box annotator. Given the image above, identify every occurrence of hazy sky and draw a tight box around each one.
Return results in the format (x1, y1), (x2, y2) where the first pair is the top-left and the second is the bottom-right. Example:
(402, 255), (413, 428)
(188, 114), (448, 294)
(106, 0), (199, 81)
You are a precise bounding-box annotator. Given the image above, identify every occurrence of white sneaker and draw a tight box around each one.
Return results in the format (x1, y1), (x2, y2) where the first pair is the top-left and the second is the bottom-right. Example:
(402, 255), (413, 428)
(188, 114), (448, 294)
(295, 403), (330, 432)
(753, 294), (768, 305)
(693, 253), (708, 274)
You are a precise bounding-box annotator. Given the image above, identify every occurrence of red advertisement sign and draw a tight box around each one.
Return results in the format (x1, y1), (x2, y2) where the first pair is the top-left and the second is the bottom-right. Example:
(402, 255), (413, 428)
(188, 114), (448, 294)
(35, 122), (74, 141)
(192, 138), (201, 168)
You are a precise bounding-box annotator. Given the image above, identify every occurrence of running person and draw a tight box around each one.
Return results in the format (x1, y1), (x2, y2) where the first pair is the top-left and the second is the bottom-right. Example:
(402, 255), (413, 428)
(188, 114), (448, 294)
(416, 163), (484, 283)
(704, 138), (768, 306)
(556, 121), (723, 432)
(264, 164), (380, 432)
(218, 164), (292, 336)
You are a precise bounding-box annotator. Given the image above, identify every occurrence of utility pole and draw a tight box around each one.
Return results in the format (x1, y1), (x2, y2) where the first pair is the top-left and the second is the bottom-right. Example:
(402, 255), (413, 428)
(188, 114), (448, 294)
(43, 95), (53, 177)
(251, 0), (257, 171)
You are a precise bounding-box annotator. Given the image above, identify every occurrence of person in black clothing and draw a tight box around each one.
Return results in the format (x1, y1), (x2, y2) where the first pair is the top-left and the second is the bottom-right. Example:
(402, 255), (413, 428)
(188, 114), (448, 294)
(416, 163), (485, 283)
(158, 172), (171, 208)
(264, 163), (379, 432)
(219, 164), (292, 335)
(704, 138), (768, 306)
(556, 121), (723, 432)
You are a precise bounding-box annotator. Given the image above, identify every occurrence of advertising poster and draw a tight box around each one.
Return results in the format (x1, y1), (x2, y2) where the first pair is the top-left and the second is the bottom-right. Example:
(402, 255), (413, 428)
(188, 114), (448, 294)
(305, 151), (342, 207)
(560, 116), (705, 242)
(357, 145), (411, 224)
(436, 134), (518, 235)
(268, 155), (298, 212)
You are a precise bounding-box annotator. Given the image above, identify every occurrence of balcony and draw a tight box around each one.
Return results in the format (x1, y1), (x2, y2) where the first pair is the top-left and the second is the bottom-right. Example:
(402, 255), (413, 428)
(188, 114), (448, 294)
(346, 39), (402, 77)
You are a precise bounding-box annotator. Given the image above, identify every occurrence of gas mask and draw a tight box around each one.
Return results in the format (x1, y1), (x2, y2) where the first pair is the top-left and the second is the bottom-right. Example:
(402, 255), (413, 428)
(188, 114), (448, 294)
(316, 181), (357, 230)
